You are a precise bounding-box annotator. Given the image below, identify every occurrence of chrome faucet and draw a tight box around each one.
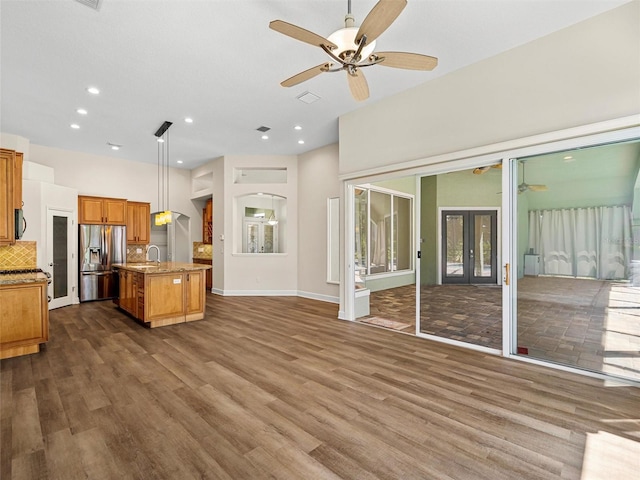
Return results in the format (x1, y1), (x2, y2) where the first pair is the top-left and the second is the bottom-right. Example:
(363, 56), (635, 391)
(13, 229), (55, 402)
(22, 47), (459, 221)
(146, 244), (161, 263)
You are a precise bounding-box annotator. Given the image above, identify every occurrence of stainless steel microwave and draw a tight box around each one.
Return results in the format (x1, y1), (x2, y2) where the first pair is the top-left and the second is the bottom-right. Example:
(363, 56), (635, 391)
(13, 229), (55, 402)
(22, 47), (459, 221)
(15, 209), (26, 239)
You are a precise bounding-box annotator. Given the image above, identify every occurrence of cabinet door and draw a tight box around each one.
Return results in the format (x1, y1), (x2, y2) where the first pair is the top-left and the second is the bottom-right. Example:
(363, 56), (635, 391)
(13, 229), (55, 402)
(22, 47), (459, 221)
(146, 274), (185, 320)
(14, 152), (23, 209)
(136, 203), (151, 244)
(0, 149), (15, 245)
(126, 204), (137, 243)
(0, 282), (47, 347)
(104, 198), (127, 225)
(186, 271), (204, 315)
(78, 196), (105, 224)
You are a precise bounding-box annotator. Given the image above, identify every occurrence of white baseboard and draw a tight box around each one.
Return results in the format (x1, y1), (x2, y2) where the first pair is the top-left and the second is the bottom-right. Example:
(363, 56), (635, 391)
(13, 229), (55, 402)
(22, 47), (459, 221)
(216, 289), (298, 297)
(210, 288), (339, 305)
(297, 290), (339, 304)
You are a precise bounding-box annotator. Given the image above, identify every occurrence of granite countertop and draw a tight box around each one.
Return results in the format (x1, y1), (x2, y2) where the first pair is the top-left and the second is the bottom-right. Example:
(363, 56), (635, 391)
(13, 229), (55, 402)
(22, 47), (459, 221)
(113, 262), (212, 274)
(0, 272), (49, 286)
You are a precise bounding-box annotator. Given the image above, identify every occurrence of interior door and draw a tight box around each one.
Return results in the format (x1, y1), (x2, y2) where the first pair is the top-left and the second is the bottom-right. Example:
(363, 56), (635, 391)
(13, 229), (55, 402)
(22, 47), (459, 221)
(47, 208), (74, 309)
(442, 210), (497, 284)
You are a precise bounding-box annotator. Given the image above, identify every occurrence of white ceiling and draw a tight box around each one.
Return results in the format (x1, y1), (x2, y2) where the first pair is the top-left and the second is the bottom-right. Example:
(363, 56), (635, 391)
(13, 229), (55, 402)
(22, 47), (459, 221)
(0, 0), (630, 169)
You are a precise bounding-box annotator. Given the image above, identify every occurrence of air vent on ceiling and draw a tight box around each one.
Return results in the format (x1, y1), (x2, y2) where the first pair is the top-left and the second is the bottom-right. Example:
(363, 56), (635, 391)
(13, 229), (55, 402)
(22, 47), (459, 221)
(256, 126), (271, 133)
(75, 0), (103, 11)
(297, 91), (320, 104)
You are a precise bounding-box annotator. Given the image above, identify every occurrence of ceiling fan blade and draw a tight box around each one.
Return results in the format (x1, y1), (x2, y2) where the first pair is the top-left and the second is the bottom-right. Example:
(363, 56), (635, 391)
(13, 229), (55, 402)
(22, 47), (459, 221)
(528, 184), (548, 192)
(269, 20), (337, 49)
(356, 0), (407, 45)
(347, 69), (369, 102)
(375, 51), (438, 71)
(473, 166), (492, 175)
(281, 63), (331, 87)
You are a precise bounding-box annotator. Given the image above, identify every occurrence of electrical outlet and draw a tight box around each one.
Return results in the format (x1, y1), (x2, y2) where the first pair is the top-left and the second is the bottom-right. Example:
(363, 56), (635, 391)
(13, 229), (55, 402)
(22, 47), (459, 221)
(198, 247), (204, 252)
(136, 248), (142, 254)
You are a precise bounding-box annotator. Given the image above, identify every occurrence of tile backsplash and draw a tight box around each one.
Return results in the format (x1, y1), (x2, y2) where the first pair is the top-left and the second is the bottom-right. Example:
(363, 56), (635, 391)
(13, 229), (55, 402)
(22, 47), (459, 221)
(0, 241), (37, 269)
(126, 247), (147, 263)
(193, 242), (212, 259)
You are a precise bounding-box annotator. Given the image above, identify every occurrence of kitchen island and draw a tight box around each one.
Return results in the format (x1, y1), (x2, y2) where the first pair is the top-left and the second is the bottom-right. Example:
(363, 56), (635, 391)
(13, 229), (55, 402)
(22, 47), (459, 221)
(113, 262), (211, 328)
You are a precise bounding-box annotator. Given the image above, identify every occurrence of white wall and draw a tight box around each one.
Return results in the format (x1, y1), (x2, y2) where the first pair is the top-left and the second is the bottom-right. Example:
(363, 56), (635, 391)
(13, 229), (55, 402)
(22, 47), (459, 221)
(298, 144), (341, 303)
(339, 2), (640, 176)
(221, 154), (298, 295)
(27, 144), (201, 243)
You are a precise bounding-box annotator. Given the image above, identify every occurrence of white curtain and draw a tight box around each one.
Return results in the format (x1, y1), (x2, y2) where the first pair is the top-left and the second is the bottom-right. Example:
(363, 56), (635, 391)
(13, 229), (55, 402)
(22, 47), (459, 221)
(528, 205), (632, 280)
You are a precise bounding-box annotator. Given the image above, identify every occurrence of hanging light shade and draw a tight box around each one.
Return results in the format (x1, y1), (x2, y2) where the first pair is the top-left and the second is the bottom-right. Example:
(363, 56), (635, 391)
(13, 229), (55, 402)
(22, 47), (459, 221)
(153, 121), (173, 226)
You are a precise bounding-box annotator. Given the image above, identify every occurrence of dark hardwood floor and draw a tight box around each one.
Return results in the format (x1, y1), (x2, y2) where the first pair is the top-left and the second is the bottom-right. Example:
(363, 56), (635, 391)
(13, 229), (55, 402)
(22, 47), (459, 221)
(2, 294), (639, 479)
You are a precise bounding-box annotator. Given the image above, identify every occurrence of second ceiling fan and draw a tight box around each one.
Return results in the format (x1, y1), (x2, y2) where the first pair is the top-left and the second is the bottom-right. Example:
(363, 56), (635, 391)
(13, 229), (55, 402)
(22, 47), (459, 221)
(269, 0), (438, 101)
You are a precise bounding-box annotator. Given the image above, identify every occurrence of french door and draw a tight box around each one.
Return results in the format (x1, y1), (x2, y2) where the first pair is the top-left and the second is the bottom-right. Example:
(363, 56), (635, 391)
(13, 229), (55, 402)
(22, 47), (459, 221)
(441, 210), (497, 284)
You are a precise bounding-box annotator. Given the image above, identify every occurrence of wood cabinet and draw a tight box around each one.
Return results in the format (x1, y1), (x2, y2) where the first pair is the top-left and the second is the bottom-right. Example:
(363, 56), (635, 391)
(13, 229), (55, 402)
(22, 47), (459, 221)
(0, 149), (16, 246)
(118, 269), (143, 318)
(0, 281), (49, 359)
(192, 258), (212, 291)
(115, 267), (206, 328)
(78, 195), (127, 225)
(126, 201), (151, 244)
(185, 270), (204, 319)
(14, 152), (23, 209)
(203, 198), (213, 244)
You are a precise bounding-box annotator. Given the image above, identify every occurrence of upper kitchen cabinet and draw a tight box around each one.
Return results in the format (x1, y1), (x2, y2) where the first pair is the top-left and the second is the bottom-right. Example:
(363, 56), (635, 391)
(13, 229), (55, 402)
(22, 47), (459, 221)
(203, 198), (213, 244)
(0, 149), (17, 246)
(78, 195), (127, 225)
(126, 201), (151, 244)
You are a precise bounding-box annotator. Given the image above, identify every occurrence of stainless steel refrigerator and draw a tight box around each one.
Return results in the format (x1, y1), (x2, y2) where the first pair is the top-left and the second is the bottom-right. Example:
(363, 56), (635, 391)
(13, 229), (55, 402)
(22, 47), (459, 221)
(79, 224), (126, 302)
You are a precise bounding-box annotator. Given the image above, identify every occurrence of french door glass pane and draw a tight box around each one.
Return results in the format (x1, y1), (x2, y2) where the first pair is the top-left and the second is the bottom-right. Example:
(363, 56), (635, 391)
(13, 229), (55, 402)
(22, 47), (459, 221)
(263, 225), (274, 253)
(446, 214), (464, 276)
(246, 223), (258, 253)
(53, 216), (68, 299)
(473, 214), (492, 277)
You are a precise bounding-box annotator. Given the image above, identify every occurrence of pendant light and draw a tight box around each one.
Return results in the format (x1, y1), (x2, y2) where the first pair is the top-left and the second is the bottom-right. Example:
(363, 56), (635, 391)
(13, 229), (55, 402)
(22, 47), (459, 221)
(154, 121), (173, 226)
(268, 194), (278, 226)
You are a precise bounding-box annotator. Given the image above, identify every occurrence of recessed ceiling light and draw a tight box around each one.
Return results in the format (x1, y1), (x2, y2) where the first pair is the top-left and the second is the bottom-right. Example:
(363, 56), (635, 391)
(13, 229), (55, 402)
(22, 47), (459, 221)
(298, 140), (305, 145)
(294, 125), (302, 130)
(184, 117), (193, 124)
(257, 192), (263, 196)
(261, 135), (269, 140)
(157, 138), (165, 143)
(77, 108), (88, 115)
(70, 123), (80, 129)
(177, 160), (183, 164)
(563, 155), (574, 161)
(111, 145), (120, 151)
(87, 86), (100, 95)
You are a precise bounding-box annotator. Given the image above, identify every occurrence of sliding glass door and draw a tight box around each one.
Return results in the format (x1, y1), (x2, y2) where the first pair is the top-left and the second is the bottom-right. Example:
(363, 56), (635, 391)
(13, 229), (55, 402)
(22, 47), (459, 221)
(513, 140), (640, 382)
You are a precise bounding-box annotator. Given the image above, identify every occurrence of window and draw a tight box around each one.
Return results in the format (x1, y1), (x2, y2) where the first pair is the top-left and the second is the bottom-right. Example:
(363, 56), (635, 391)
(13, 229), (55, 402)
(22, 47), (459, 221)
(236, 193), (286, 253)
(355, 187), (413, 276)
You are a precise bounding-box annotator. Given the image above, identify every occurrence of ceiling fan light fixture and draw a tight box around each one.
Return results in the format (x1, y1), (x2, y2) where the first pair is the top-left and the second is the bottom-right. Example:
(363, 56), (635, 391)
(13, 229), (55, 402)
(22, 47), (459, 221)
(327, 27), (376, 62)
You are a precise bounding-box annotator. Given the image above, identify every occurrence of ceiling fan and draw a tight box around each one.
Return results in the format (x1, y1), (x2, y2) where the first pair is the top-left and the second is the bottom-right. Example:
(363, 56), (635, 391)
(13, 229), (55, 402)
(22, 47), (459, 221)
(269, 0), (438, 101)
(473, 163), (502, 175)
(518, 161), (548, 193)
